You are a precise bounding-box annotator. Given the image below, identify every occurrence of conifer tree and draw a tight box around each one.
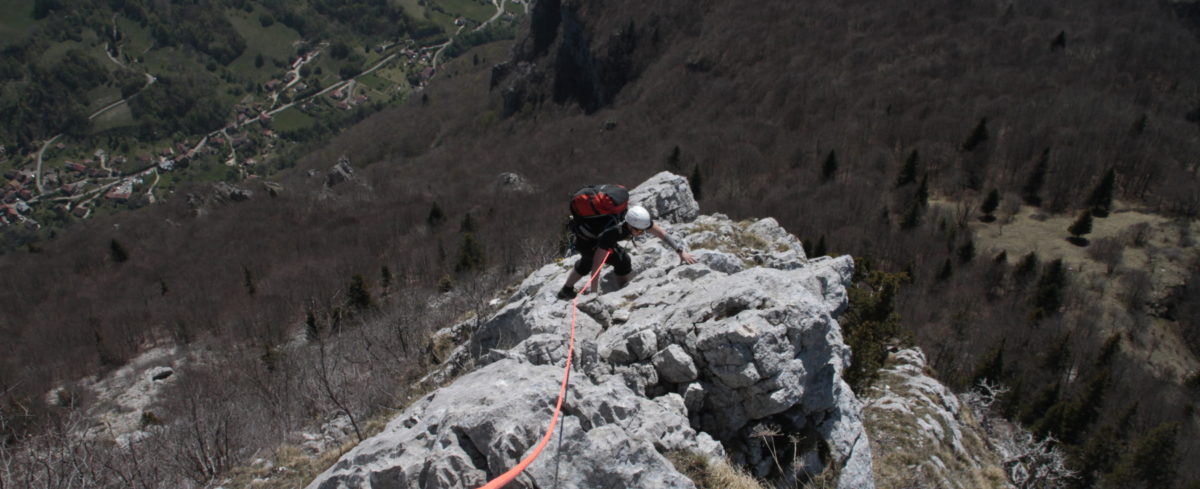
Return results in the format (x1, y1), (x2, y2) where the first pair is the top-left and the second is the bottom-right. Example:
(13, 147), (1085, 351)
(1050, 31), (1066, 50)
(980, 188), (1000, 220)
(813, 235), (827, 257)
(667, 145), (681, 171)
(690, 164), (703, 200)
(821, 150), (838, 183)
(243, 266), (256, 296)
(1107, 423), (1179, 488)
(958, 239), (976, 263)
(1014, 252), (1039, 283)
(427, 201), (444, 227)
(380, 265), (392, 295)
(460, 212), (475, 233)
(936, 258), (953, 281)
(1087, 168), (1116, 217)
(305, 309), (320, 342)
(971, 341), (1006, 386)
(347, 274), (373, 310)
(1033, 258), (1067, 318)
(1069, 210), (1093, 242)
(1019, 382), (1061, 426)
(961, 117), (989, 152)
(455, 233), (485, 272)
(1022, 148), (1049, 206)
(896, 150), (918, 187)
(916, 174), (929, 207)
(109, 239), (129, 263)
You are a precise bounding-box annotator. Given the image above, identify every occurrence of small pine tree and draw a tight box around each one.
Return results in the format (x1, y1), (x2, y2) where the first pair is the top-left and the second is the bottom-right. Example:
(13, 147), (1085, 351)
(971, 341), (1006, 386)
(667, 145), (681, 171)
(243, 267), (256, 296)
(958, 239), (975, 263)
(1033, 258), (1067, 317)
(936, 258), (953, 281)
(305, 309), (320, 342)
(454, 233), (485, 273)
(821, 150), (838, 183)
(460, 212), (475, 233)
(380, 265), (392, 296)
(1087, 168), (1116, 217)
(915, 174), (929, 208)
(961, 117), (989, 152)
(1022, 148), (1049, 206)
(1069, 210), (1093, 240)
(109, 239), (129, 263)
(896, 150), (919, 187)
(427, 201), (444, 227)
(980, 188), (1000, 218)
(690, 164), (703, 200)
(813, 235), (827, 257)
(1014, 252), (1039, 283)
(1050, 30), (1066, 50)
(1130, 114), (1147, 138)
(347, 274), (374, 310)
(1018, 382), (1061, 426)
(1107, 423), (1180, 488)
(437, 274), (454, 293)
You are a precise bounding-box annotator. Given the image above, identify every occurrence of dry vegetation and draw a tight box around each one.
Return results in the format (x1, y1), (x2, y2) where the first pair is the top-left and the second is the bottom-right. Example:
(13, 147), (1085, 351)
(2, 0), (1200, 487)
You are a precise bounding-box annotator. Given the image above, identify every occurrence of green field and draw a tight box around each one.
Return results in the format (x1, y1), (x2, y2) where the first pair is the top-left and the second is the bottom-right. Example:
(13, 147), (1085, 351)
(0, 0), (35, 43)
(228, 8), (304, 83)
(440, 0), (497, 23)
(272, 106), (317, 132)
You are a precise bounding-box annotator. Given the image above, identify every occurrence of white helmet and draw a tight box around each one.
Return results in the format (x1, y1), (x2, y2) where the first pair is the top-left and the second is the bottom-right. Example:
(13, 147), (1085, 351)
(625, 205), (652, 230)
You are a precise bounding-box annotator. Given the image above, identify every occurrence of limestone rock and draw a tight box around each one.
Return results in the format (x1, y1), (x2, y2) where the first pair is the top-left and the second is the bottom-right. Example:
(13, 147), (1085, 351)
(308, 172), (872, 489)
(630, 171), (699, 224)
(495, 172), (534, 193)
(326, 156), (354, 187)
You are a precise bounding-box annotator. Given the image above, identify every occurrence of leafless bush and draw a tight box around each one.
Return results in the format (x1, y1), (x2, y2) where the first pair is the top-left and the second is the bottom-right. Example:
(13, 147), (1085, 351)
(1086, 237), (1125, 274)
(1119, 269), (1153, 310)
(1122, 222), (1152, 247)
(963, 381), (1076, 489)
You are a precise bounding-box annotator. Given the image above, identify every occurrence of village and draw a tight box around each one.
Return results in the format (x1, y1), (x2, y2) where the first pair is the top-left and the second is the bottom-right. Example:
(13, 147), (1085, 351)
(0, 34), (453, 232)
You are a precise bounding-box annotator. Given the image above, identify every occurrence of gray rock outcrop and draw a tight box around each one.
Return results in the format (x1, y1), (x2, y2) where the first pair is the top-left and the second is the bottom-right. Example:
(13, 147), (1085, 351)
(326, 156), (354, 187)
(307, 173), (873, 489)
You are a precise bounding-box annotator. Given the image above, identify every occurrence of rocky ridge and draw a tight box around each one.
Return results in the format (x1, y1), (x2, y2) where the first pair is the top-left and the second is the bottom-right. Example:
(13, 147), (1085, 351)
(306, 172), (873, 489)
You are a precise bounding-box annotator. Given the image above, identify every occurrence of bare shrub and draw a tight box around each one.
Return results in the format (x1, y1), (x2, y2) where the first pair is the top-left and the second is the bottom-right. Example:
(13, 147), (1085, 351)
(1122, 222), (1152, 247)
(1086, 237), (1125, 274)
(1118, 269), (1153, 311)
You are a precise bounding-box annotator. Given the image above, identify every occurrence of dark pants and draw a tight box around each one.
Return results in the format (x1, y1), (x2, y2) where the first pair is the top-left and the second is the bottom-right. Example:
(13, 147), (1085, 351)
(573, 243), (633, 277)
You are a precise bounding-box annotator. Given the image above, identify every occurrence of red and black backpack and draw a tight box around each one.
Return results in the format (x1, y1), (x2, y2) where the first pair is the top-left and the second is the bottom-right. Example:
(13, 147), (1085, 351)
(568, 184), (629, 239)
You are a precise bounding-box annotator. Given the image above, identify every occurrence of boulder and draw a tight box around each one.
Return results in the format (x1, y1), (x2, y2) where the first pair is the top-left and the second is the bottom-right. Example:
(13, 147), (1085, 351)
(630, 171), (699, 224)
(326, 156), (354, 187)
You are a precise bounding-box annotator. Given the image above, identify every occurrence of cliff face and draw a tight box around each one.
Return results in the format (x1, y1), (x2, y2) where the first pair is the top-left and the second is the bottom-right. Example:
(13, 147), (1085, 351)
(305, 172), (874, 488)
(492, 0), (686, 116)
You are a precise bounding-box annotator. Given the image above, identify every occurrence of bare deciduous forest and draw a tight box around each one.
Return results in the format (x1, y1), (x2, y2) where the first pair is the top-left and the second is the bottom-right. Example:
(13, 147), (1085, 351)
(3, 0), (1199, 487)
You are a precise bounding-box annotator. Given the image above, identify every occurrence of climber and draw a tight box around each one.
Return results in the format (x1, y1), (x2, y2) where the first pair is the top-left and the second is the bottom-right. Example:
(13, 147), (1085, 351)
(557, 204), (696, 300)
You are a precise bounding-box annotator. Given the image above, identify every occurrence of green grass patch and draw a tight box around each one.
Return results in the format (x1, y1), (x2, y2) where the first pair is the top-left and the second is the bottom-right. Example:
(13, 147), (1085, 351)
(115, 15), (152, 54)
(84, 86), (124, 114)
(357, 73), (389, 91)
(272, 107), (316, 133)
(227, 10), (303, 83)
(397, 0), (426, 19)
(0, 0), (36, 42)
(89, 103), (138, 134)
(438, 0), (497, 23)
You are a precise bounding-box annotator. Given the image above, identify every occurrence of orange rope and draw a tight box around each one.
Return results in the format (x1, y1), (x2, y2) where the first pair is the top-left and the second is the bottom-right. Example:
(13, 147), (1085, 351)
(477, 249), (611, 489)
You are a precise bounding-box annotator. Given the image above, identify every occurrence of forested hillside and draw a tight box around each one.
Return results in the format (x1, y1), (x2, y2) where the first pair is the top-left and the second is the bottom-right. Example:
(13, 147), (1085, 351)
(2, 0), (1199, 487)
(0, 0), (519, 249)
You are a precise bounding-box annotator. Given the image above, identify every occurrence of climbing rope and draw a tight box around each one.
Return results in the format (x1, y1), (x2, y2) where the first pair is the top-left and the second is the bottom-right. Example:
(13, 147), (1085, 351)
(477, 250), (612, 489)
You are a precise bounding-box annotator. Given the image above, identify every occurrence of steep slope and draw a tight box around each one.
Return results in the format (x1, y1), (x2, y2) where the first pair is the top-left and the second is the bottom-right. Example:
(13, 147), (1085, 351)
(306, 173), (873, 488)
